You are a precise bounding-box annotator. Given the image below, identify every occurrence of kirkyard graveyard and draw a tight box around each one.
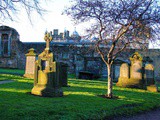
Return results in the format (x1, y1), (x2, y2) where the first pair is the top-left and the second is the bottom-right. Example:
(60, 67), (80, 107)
(0, 0), (160, 120)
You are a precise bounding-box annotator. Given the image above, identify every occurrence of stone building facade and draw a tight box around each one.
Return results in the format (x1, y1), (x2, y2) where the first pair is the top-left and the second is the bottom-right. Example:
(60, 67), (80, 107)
(51, 28), (81, 42)
(0, 25), (160, 81)
(0, 26), (24, 68)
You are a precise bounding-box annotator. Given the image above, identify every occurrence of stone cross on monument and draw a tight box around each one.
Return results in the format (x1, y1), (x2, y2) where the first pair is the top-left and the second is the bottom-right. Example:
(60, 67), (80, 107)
(31, 31), (63, 97)
(44, 31), (53, 51)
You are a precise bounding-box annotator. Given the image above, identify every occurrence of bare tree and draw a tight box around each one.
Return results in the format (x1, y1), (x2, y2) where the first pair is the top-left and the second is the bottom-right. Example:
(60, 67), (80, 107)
(64, 0), (160, 98)
(0, 0), (50, 22)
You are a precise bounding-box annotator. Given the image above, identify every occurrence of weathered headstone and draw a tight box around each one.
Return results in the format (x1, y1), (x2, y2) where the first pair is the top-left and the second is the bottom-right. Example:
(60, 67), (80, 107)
(130, 52), (143, 79)
(145, 64), (154, 85)
(119, 63), (129, 78)
(59, 62), (68, 87)
(31, 32), (63, 97)
(116, 52), (158, 92)
(144, 64), (158, 92)
(116, 63), (129, 87)
(23, 48), (36, 79)
(129, 52), (144, 88)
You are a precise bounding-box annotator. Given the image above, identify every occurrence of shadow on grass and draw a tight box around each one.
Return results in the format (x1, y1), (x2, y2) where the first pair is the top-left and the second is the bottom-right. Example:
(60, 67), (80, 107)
(1, 89), (159, 120)
(0, 74), (24, 80)
(1, 77), (159, 101)
(0, 78), (160, 120)
(0, 89), (138, 119)
(69, 78), (107, 85)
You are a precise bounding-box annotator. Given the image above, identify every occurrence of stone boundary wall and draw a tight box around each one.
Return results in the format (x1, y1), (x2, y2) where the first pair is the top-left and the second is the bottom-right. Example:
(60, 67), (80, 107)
(1, 41), (160, 81)
(1, 26), (160, 80)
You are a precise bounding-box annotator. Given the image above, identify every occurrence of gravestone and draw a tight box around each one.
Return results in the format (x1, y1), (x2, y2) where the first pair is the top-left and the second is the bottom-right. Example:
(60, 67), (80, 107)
(59, 62), (68, 87)
(145, 64), (154, 85)
(130, 52), (143, 79)
(116, 63), (129, 87)
(31, 32), (63, 97)
(130, 63), (142, 79)
(144, 64), (158, 92)
(119, 63), (129, 78)
(129, 52), (144, 88)
(23, 48), (36, 79)
(116, 52), (158, 92)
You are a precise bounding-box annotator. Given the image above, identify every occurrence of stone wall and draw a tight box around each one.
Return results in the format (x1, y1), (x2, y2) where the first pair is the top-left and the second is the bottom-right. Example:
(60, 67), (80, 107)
(0, 26), (21, 68)
(15, 42), (160, 81)
(1, 26), (160, 81)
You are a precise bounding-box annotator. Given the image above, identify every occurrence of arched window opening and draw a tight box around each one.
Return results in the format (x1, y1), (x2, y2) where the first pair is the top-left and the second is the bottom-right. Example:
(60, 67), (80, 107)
(2, 34), (9, 57)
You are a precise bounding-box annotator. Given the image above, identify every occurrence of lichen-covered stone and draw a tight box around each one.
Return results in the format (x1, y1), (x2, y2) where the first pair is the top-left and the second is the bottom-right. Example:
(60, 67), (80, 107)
(31, 32), (63, 97)
(23, 48), (36, 79)
(147, 85), (158, 92)
(116, 52), (157, 92)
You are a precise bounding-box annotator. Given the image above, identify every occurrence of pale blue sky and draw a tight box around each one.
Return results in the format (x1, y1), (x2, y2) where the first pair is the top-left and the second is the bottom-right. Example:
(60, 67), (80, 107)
(1, 0), (86, 42)
(1, 0), (159, 48)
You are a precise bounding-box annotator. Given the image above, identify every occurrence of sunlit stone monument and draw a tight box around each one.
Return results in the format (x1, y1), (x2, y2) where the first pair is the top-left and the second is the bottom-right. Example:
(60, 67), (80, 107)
(116, 52), (158, 92)
(116, 63), (129, 87)
(117, 52), (144, 88)
(24, 48), (36, 79)
(31, 31), (63, 97)
(129, 52), (143, 88)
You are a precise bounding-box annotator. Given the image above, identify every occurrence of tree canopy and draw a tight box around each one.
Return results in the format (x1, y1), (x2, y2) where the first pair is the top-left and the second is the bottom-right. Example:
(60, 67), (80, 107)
(64, 0), (160, 98)
(0, 0), (49, 22)
(66, 0), (159, 47)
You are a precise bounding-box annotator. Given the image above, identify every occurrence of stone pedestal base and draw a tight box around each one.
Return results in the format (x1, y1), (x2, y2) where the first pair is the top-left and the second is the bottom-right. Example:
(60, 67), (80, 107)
(31, 85), (63, 97)
(147, 85), (158, 92)
(23, 74), (34, 79)
(116, 77), (129, 87)
(116, 77), (144, 88)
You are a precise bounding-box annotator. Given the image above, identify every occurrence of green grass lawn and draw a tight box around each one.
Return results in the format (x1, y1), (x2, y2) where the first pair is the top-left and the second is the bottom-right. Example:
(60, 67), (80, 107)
(0, 72), (160, 120)
(0, 68), (24, 76)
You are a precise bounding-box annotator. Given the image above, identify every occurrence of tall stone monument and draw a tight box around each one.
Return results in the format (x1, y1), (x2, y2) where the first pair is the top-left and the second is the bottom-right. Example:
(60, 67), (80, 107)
(31, 32), (63, 97)
(24, 48), (36, 79)
(129, 52), (144, 88)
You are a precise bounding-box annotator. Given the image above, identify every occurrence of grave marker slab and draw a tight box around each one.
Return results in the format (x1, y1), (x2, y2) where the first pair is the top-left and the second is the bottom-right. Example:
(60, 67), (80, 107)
(116, 52), (158, 92)
(145, 64), (154, 85)
(23, 48), (36, 79)
(130, 62), (142, 79)
(116, 63), (129, 87)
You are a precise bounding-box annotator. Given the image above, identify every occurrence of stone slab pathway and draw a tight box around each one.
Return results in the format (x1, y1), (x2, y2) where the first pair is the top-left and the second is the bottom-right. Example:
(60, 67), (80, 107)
(0, 80), (14, 84)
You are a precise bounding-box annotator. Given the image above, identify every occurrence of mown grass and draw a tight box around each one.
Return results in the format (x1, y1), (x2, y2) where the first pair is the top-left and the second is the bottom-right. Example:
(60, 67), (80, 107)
(0, 68), (24, 76)
(0, 72), (160, 120)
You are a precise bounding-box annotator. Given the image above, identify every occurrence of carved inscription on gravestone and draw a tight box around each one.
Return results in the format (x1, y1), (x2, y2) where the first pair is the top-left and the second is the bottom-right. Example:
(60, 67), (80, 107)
(25, 56), (36, 74)
(24, 48), (36, 79)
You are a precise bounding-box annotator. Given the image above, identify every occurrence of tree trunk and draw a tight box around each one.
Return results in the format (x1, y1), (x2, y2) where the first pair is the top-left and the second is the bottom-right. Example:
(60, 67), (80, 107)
(107, 64), (113, 98)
